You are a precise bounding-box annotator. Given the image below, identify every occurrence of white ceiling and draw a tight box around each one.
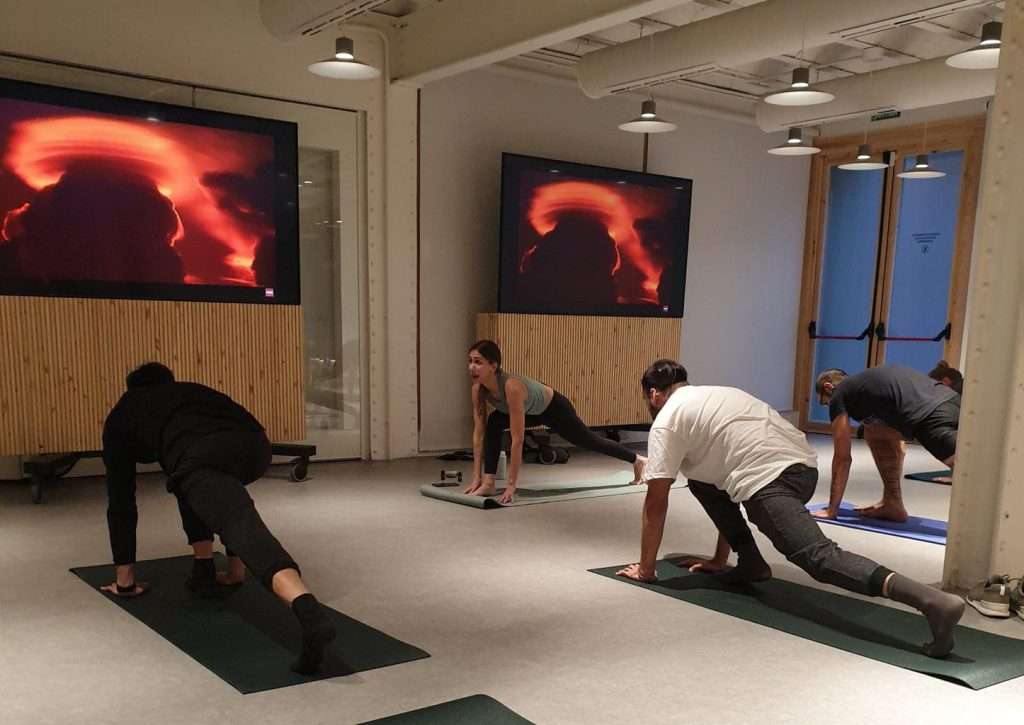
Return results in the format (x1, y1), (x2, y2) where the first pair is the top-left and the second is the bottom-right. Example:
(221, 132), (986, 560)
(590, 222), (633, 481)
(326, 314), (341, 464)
(366, 0), (1003, 118)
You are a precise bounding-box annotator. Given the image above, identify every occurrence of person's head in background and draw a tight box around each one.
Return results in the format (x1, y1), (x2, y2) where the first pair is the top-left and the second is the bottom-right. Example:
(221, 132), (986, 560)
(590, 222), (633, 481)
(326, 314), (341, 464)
(928, 360), (963, 396)
(126, 362), (175, 390)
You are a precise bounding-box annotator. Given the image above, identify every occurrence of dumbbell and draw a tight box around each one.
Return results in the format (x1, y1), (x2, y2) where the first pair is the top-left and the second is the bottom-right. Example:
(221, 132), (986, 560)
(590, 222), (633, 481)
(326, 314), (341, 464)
(438, 469), (463, 486)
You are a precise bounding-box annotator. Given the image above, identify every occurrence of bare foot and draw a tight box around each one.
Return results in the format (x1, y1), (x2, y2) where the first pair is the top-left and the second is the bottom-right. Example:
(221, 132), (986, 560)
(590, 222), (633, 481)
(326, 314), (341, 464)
(858, 503), (908, 523)
(854, 500), (886, 514)
(630, 455), (647, 484)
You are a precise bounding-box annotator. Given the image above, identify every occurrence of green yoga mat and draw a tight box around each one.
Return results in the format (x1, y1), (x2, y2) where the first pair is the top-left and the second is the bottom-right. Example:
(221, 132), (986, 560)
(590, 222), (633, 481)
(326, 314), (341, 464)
(71, 555), (429, 693)
(420, 473), (686, 509)
(360, 695), (533, 724)
(905, 470), (953, 485)
(591, 560), (1024, 689)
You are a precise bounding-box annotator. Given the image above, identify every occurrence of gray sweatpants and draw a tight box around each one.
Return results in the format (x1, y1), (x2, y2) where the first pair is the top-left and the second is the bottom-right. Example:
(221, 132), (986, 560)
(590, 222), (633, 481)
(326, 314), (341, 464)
(688, 464), (889, 596)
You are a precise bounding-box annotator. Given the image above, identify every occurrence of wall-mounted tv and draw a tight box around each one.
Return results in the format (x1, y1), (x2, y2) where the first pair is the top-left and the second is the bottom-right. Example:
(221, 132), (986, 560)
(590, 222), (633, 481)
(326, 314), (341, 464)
(499, 153), (691, 317)
(0, 78), (299, 304)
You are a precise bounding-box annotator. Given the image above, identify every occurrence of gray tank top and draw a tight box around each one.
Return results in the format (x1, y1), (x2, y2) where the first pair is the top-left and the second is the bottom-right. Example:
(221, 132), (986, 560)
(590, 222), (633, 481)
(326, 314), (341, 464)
(485, 371), (550, 416)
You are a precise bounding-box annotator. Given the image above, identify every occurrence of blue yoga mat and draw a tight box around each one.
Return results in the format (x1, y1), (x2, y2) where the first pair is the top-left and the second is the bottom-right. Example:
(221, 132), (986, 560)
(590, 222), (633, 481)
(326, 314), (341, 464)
(806, 502), (946, 545)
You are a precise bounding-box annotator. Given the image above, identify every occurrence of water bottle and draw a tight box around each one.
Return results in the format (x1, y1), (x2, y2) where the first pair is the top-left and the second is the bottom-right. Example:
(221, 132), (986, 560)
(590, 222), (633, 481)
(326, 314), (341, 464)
(497, 451), (507, 480)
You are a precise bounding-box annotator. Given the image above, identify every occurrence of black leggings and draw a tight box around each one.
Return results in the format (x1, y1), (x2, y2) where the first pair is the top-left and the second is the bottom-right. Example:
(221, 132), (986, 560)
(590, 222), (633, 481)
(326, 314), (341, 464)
(482, 391), (637, 474)
(169, 431), (298, 589)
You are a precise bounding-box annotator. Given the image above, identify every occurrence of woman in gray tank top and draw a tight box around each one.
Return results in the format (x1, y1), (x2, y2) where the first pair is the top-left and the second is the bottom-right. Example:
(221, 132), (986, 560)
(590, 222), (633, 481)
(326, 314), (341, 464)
(464, 340), (645, 503)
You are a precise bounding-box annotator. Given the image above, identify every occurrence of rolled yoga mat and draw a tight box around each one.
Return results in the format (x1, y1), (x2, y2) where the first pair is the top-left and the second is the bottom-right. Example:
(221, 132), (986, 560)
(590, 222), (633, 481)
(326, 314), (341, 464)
(360, 695), (533, 724)
(806, 502), (946, 545)
(905, 470), (953, 485)
(71, 555), (429, 693)
(420, 473), (686, 509)
(590, 559), (1024, 690)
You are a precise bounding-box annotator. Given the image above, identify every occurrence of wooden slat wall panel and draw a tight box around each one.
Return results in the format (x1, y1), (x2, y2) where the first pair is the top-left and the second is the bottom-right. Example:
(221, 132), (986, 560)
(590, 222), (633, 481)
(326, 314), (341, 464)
(0, 297), (304, 455)
(476, 313), (682, 426)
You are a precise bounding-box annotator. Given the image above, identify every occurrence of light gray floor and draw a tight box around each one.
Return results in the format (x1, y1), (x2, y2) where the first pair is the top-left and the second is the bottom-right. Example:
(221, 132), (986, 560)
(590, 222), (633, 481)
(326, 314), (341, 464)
(2, 435), (1023, 725)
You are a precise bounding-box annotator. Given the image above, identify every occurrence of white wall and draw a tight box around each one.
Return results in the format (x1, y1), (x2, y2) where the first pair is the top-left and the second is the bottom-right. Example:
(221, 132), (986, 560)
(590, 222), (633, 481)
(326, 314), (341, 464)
(418, 69), (809, 451)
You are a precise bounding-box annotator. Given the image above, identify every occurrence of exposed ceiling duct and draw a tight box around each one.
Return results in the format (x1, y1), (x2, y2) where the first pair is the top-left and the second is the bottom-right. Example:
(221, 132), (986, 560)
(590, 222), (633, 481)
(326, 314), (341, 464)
(260, 0), (392, 39)
(576, 0), (992, 98)
(755, 56), (995, 131)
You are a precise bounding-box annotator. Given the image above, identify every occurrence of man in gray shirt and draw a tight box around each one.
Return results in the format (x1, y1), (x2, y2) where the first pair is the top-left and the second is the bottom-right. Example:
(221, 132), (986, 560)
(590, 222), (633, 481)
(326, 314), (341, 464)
(815, 364), (960, 522)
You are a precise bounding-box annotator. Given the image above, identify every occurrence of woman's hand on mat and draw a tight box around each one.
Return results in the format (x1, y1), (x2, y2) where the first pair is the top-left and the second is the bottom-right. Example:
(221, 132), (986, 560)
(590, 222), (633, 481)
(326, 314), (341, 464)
(498, 486), (516, 504)
(810, 508), (837, 520)
(463, 478), (481, 494)
(616, 563), (657, 582)
(100, 581), (149, 597)
(674, 555), (728, 573)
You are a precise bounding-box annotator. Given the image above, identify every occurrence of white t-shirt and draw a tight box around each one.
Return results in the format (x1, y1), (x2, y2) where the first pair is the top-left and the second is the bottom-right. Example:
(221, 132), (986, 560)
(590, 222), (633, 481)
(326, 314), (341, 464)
(642, 385), (818, 502)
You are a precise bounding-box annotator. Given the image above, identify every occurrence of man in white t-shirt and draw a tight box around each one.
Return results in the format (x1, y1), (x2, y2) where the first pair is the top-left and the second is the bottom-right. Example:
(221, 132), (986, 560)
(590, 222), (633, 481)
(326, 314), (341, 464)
(616, 359), (964, 658)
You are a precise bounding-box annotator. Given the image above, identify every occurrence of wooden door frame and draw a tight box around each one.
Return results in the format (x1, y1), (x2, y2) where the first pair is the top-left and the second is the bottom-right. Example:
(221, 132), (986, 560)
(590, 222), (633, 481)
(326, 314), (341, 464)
(793, 116), (986, 432)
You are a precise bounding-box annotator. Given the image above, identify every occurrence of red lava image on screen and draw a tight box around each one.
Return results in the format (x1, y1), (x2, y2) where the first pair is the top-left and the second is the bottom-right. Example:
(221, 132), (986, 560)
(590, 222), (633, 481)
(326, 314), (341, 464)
(512, 171), (684, 313)
(0, 98), (277, 288)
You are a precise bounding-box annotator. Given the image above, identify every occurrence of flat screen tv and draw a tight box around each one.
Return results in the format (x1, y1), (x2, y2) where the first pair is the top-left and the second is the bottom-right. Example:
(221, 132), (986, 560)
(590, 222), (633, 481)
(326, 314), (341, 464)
(499, 153), (691, 317)
(0, 78), (299, 304)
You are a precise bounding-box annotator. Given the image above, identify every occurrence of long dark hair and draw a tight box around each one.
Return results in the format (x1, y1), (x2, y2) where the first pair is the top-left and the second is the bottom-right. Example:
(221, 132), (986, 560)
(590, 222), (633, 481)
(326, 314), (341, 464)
(468, 339), (502, 369)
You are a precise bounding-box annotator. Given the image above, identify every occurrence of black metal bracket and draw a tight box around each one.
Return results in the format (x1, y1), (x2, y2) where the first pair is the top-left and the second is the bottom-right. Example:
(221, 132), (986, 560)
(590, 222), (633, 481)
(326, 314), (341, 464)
(808, 320), (873, 341)
(875, 321), (951, 342)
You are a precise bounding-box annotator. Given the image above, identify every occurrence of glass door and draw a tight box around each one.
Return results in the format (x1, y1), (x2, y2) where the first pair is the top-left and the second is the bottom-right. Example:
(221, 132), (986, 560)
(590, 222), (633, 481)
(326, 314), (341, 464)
(806, 163), (887, 425)
(875, 150), (964, 371)
(298, 147), (361, 459)
(795, 119), (983, 430)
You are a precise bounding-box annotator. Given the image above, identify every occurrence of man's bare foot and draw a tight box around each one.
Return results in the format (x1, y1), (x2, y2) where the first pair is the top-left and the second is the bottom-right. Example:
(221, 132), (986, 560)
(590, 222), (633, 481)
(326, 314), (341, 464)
(855, 500), (886, 514)
(858, 503), (908, 523)
(631, 455), (647, 484)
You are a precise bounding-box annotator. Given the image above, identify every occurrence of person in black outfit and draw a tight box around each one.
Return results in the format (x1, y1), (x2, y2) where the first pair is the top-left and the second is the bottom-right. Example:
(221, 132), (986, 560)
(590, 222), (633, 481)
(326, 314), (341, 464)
(101, 362), (335, 675)
(814, 364), (960, 522)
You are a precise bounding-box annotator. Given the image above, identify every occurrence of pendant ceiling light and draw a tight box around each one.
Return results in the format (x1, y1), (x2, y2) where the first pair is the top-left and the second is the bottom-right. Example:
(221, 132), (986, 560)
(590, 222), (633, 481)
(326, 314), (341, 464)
(308, 37), (381, 80)
(838, 75), (888, 170)
(619, 99), (677, 133)
(897, 154), (946, 179)
(838, 143), (890, 170)
(768, 127), (821, 155)
(764, 67), (835, 106)
(946, 21), (1002, 70)
(897, 121), (946, 179)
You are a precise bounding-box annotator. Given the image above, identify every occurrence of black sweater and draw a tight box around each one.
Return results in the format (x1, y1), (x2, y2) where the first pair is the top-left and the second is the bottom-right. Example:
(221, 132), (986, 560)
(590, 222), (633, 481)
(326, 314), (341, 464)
(103, 382), (264, 565)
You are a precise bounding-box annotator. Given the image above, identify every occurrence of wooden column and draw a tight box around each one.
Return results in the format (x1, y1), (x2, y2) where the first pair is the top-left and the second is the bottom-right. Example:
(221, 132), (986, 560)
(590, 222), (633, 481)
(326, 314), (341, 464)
(943, 3), (1024, 589)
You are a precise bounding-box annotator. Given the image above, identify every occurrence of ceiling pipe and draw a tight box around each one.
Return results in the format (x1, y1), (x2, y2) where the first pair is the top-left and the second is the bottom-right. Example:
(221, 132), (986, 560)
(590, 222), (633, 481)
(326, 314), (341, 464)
(755, 56), (995, 131)
(577, 0), (991, 98)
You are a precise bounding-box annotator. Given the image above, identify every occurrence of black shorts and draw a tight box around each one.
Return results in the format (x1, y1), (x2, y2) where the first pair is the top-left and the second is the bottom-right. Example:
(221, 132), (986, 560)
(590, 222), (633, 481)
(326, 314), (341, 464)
(912, 399), (960, 462)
